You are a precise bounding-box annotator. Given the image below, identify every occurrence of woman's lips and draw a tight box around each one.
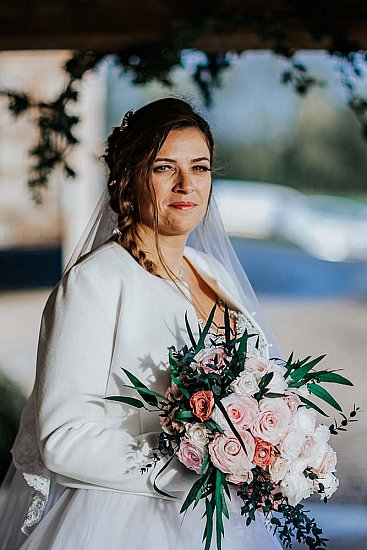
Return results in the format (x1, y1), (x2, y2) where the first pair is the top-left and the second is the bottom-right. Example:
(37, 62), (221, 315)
(169, 202), (197, 210)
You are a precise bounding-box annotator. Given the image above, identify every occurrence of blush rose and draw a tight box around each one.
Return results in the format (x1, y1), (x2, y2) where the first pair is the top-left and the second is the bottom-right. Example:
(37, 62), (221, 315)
(177, 437), (207, 474)
(208, 430), (255, 475)
(252, 397), (291, 445)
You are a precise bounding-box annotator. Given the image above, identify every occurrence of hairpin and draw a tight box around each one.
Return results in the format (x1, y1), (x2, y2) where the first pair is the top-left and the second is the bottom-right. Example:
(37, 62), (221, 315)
(119, 109), (134, 132)
(108, 179), (117, 186)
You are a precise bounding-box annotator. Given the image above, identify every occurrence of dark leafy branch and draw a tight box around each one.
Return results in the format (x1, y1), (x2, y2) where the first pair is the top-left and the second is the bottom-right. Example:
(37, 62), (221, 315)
(2, 3), (366, 201)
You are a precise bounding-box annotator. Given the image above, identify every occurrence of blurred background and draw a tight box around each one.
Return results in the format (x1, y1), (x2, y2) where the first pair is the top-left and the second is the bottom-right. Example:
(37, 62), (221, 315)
(1, 13), (367, 548)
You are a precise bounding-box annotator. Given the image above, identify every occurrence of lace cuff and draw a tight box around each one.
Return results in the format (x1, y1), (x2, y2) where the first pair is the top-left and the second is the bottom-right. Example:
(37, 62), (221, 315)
(21, 472), (50, 535)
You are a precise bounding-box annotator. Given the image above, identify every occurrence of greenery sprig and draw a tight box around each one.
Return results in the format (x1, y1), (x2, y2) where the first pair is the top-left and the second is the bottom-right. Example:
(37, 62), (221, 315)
(2, 2), (367, 199)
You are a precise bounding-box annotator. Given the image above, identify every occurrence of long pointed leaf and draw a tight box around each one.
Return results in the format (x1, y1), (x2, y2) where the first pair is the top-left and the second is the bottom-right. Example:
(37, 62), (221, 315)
(214, 396), (247, 455)
(185, 311), (197, 349)
(152, 453), (177, 498)
(290, 354), (327, 383)
(299, 395), (329, 417)
(316, 372), (353, 386)
(122, 384), (169, 402)
(196, 304), (216, 353)
(307, 383), (342, 412)
(224, 303), (231, 347)
(104, 396), (147, 409)
(215, 469), (224, 550)
(121, 368), (158, 407)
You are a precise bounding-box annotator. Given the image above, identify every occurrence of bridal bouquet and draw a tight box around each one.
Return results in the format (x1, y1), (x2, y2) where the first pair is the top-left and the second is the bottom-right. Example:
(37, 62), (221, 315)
(106, 305), (358, 550)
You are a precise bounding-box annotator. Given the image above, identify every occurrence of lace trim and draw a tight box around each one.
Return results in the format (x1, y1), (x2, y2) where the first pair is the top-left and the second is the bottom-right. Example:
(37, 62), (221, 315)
(21, 473), (50, 535)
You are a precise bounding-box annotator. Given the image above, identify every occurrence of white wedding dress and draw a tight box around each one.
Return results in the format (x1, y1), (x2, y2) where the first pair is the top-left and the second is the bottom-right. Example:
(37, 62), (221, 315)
(0, 241), (282, 550)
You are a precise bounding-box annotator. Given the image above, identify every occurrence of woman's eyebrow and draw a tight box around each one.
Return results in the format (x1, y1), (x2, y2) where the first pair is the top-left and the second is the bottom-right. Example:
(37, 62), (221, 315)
(154, 156), (210, 163)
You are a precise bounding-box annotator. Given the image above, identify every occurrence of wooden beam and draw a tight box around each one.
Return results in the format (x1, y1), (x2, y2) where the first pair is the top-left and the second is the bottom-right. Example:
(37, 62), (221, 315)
(1, 1), (367, 51)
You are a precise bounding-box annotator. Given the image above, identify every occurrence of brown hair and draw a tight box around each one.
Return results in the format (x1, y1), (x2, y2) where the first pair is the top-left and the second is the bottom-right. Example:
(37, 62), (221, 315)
(100, 97), (215, 280)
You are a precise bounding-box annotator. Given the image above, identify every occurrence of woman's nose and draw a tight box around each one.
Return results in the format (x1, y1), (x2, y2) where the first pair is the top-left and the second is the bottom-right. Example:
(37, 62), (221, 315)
(173, 171), (195, 194)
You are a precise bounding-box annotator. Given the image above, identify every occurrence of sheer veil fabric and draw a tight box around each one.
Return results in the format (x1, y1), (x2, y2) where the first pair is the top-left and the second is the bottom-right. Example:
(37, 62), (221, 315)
(63, 186), (282, 360)
(0, 185), (284, 549)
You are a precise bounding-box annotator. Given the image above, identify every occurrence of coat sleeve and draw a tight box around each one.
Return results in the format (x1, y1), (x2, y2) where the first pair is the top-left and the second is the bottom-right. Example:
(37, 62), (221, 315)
(34, 262), (198, 498)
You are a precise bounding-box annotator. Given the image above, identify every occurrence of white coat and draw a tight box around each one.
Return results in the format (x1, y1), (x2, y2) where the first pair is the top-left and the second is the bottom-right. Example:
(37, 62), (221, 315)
(30, 240), (270, 502)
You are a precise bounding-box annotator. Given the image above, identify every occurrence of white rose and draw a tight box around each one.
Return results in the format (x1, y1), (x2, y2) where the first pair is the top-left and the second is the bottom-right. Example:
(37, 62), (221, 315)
(289, 457), (308, 475)
(269, 457), (291, 484)
(280, 431), (306, 460)
(230, 372), (259, 396)
(314, 424), (331, 444)
(280, 472), (314, 506)
(266, 367), (288, 394)
(301, 436), (328, 470)
(185, 423), (209, 448)
(293, 407), (317, 436)
(245, 353), (269, 379)
(317, 472), (339, 499)
(317, 445), (337, 475)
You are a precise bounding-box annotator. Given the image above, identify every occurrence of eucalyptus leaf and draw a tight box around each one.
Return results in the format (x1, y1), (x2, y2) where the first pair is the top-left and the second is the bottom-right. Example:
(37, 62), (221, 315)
(196, 304), (216, 353)
(122, 384), (169, 402)
(185, 311), (197, 348)
(121, 368), (158, 407)
(316, 372), (353, 386)
(307, 383), (342, 412)
(104, 396), (146, 408)
(153, 453), (177, 499)
(299, 395), (329, 417)
(290, 354), (326, 383)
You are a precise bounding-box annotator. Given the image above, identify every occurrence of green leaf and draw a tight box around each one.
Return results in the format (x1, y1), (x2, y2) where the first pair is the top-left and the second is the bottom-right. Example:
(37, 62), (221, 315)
(201, 452), (210, 475)
(214, 395), (247, 455)
(237, 328), (249, 359)
(316, 372), (353, 386)
(290, 354), (327, 383)
(180, 474), (207, 514)
(215, 469), (224, 550)
(299, 395), (329, 417)
(174, 410), (195, 420)
(220, 484), (229, 519)
(204, 419), (225, 434)
(258, 372), (274, 389)
(185, 311), (197, 349)
(307, 383), (342, 412)
(224, 303), (231, 347)
(121, 368), (158, 407)
(122, 384), (169, 403)
(104, 396), (146, 408)
(196, 304), (216, 353)
(203, 495), (215, 550)
(152, 453), (177, 499)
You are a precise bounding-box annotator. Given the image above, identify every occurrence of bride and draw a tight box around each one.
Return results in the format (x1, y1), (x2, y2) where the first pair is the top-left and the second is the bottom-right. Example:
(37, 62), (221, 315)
(0, 97), (283, 549)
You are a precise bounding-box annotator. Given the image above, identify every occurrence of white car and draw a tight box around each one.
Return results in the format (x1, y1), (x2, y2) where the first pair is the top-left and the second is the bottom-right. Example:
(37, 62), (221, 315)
(213, 179), (305, 238)
(279, 194), (367, 262)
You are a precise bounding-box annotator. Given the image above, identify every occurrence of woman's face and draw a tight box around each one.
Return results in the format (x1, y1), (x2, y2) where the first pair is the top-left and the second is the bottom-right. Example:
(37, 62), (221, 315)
(138, 127), (212, 236)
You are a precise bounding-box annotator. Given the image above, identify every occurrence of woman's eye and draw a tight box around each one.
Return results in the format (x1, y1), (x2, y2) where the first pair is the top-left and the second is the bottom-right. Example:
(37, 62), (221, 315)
(154, 165), (172, 172)
(193, 165), (211, 171)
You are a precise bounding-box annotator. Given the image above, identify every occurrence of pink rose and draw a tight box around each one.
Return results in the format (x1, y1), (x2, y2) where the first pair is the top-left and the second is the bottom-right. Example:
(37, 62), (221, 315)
(177, 437), (207, 474)
(189, 390), (214, 422)
(209, 430), (255, 475)
(252, 397), (291, 445)
(192, 347), (229, 374)
(211, 394), (259, 432)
